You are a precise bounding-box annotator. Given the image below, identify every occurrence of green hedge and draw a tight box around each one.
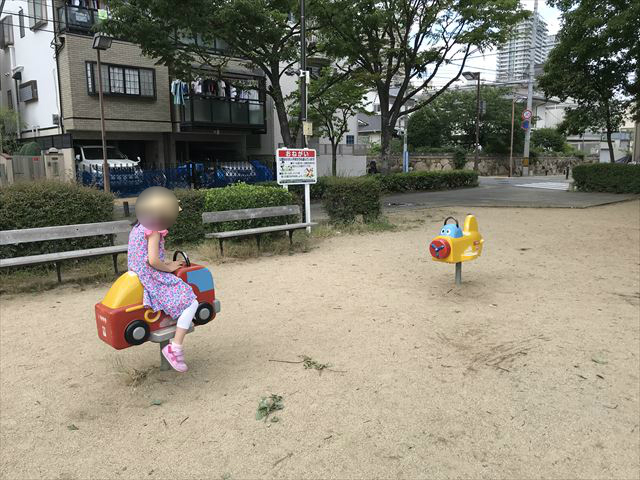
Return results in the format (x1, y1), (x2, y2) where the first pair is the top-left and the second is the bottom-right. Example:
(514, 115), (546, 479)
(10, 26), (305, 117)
(572, 163), (640, 194)
(204, 183), (298, 232)
(0, 181), (114, 259)
(257, 178), (328, 200)
(166, 189), (207, 245)
(322, 176), (381, 224)
(375, 169), (478, 193)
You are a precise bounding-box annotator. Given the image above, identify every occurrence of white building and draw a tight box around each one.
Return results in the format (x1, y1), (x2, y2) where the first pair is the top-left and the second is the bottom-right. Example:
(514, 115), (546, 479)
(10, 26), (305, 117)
(0, 0), (62, 140)
(496, 13), (555, 82)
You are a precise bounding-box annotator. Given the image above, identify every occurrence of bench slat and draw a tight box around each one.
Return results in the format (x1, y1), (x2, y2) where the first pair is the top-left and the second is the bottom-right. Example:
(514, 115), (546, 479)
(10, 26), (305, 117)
(0, 220), (132, 245)
(202, 205), (300, 224)
(0, 244), (128, 268)
(205, 222), (317, 239)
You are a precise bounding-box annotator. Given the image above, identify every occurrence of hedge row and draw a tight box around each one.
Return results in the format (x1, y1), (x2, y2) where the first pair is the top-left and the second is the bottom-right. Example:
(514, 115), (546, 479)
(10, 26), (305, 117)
(572, 163), (640, 194)
(0, 181), (114, 259)
(322, 176), (381, 224)
(374, 170), (478, 193)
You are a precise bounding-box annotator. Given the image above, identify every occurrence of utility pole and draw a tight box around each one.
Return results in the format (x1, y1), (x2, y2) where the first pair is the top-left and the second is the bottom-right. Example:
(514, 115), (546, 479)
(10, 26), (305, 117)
(509, 93), (515, 177)
(299, 0), (307, 149)
(522, 0), (539, 176)
(463, 71), (481, 170)
(474, 73), (480, 169)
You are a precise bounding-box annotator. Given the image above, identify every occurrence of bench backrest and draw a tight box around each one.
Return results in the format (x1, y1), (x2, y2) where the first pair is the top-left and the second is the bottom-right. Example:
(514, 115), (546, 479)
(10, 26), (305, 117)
(0, 220), (132, 245)
(202, 205), (301, 224)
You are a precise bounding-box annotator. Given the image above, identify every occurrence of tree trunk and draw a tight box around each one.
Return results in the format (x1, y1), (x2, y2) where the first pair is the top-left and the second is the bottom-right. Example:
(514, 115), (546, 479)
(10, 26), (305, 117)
(270, 83), (294, 148)
(331, 141), (338, 176)
(606, 129), (615, 163)
(380, 123), (394, 173)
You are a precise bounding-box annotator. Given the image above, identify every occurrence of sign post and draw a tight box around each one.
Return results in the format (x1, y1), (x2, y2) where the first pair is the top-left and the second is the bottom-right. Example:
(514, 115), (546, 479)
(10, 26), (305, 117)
(276, 148), (317, 233)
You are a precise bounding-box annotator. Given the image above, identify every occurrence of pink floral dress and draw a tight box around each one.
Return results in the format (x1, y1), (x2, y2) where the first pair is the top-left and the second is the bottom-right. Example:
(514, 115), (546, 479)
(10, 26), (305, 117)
(127, 223), (196, 319)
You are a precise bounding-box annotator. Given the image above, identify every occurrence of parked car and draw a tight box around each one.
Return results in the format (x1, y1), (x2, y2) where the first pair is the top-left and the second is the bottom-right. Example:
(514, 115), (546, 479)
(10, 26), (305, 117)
(75, 145), (144, 188)
(95, 251), (220, 350)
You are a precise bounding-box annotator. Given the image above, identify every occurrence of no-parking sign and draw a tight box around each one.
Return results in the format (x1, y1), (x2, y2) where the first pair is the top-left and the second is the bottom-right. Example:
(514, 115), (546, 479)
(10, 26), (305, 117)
(521, 109), (533, 120)
(276, 148), (317, 185)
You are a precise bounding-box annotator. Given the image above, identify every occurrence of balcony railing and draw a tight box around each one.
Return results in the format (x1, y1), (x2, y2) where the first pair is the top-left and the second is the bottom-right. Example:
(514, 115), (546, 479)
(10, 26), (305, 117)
(56, 5), (99, 34)
(180, 96), (266, 132)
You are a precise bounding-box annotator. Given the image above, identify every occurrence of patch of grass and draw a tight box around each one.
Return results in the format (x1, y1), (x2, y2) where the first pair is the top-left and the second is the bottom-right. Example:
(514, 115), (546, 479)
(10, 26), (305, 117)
(193, 232), (312, 262)
(311, 217), (397, 238)
(112, 357), (153, 387)
(256, 394), (284, 422)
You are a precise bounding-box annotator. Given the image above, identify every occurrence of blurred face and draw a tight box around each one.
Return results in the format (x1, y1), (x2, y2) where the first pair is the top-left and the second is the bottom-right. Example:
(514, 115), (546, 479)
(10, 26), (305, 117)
(136, 187), (181, 231)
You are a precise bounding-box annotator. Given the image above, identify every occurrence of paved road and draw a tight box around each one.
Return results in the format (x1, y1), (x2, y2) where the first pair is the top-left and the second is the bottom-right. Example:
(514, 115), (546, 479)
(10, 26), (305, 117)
(115, 175), (637, 219)
(310, 175), (637, 219)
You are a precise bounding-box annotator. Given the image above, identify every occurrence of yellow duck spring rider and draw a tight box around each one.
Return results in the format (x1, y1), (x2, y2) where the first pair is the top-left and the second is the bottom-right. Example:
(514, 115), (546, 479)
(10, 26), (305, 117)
(429, 215), (484, 284)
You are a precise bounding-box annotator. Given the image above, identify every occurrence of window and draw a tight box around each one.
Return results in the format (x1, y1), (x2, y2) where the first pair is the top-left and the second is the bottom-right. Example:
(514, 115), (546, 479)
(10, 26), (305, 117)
(27, 0), (48, 29)
(18, 9), (25, 37)
(19, 81), (38, 103)
(7, 90), (13, 111)
(0, 16), (14, 49)
(86, 62), (156, 98)
(346, 135), (354, 145)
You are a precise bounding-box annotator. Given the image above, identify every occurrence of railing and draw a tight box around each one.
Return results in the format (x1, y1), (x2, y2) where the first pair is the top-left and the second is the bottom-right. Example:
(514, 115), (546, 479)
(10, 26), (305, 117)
(56, 5), (99, 34)
(77, 161), (274, 197)
(181, 97), (266, 131)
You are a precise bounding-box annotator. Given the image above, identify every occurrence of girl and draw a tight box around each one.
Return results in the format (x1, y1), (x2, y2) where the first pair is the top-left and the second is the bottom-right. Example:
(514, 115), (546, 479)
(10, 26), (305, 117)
(128, 187), (197, 372)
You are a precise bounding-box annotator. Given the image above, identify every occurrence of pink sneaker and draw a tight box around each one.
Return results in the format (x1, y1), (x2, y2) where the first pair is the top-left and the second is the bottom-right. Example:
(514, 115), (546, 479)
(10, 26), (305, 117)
(162, 343), (188, 372)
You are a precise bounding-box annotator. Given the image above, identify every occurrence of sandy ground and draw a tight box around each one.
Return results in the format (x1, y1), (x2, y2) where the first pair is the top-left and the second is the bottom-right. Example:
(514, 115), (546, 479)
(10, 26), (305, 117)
(1, 201), (639, 480)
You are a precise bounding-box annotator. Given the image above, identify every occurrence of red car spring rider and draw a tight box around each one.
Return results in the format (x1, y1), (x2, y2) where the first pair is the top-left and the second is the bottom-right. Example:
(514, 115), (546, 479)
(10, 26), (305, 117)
(95, 251), (220, 350)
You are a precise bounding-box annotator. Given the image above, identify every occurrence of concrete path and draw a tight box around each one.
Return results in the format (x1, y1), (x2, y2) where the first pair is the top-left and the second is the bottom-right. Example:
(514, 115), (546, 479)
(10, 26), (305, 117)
(310, 175), (637, 220)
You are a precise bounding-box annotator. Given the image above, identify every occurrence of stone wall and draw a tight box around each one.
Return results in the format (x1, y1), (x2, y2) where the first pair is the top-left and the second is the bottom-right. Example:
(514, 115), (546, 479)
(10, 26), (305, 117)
(368, 153), (597, 176)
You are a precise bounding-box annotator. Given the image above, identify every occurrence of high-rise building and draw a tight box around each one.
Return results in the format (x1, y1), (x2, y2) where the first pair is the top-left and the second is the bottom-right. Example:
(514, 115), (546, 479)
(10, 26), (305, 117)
(496, 13), (555, 81)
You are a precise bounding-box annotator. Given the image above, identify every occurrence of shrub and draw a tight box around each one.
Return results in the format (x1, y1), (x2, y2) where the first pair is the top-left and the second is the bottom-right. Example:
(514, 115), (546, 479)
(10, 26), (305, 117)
(0, 181), (114, 259)
(258, 177), (329, 200)
(322, 176), (381, 224)
(572, 163), (640, 194)
(375, 170), (478, 193)
(166, 189), (207, 245)
(452, 148), (467, 169)
(204, 183), (298, 232)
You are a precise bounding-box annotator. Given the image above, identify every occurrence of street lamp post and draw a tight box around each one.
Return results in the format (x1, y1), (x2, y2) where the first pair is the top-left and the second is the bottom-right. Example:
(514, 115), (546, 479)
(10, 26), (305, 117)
(463, 71), (481, 171)
(92, 32), (113, 193)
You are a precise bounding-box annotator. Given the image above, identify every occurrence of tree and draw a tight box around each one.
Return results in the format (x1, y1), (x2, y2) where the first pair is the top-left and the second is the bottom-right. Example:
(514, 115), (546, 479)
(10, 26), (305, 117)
(538, 0), (639, 163)
(407, 87), (526, 155)
(308, 68), (367, 175)
(106, 0), (324, 147)
(0, 108), (20, 155)
(531, 128), (566, 152)
(316, 0), (527, 172)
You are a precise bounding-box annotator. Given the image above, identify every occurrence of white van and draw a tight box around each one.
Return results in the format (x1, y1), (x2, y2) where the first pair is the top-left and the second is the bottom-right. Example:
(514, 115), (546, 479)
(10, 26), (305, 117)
(75, 145), (144, 187)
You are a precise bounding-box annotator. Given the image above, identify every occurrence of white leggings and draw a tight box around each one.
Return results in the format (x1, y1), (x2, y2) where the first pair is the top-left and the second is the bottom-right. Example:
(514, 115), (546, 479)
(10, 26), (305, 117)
(176, 300), (199, 330)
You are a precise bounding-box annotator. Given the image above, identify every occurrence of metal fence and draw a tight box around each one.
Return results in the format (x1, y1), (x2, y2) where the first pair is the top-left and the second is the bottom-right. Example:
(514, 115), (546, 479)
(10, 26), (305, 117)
(76, 160), (274, 197)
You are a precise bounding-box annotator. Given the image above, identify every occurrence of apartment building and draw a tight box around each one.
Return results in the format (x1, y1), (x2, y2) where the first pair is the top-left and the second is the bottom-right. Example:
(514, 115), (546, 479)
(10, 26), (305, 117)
(0, 0), (276, 173)
(496, 13), (555, 82)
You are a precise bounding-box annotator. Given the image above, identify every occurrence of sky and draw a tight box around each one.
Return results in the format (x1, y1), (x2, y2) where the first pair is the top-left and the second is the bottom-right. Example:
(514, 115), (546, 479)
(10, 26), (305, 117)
(430, 0), (562, 88)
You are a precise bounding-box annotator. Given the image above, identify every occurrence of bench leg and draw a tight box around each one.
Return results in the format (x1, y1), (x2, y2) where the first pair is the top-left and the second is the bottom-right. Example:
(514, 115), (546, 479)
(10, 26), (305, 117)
(112, 253), (119, 275)
(288, 230), (294, 247)
(218, 239), (224, 256)
(55, 262), (62, 283)
(256, 234), (262, 251)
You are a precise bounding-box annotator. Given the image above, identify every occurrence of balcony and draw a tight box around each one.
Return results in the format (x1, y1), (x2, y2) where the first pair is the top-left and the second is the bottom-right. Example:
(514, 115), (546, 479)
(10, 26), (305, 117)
(56, 5), (99, 35)
(180, 97), (266, 133)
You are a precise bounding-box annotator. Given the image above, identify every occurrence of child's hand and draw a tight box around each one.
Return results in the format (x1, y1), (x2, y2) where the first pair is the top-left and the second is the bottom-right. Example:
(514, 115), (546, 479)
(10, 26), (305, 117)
(167, 260), (184, 272)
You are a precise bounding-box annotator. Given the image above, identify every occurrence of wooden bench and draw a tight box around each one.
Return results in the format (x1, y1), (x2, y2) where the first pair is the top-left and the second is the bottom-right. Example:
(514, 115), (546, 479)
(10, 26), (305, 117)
(0, 220), (131, 282)
(202, 205), (316, 255)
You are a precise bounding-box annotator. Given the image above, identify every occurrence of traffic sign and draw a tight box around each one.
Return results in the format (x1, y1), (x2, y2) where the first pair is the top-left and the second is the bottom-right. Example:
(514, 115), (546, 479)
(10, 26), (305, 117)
(521, 119), (530, 130)
(521, 109), (532, 120)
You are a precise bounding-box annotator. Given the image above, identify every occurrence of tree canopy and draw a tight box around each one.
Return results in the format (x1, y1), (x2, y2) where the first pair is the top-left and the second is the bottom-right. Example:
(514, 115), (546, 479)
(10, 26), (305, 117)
(407, 87), (526, 155)
(538, 0), (639, 162)
(316, 0), (527, 170)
